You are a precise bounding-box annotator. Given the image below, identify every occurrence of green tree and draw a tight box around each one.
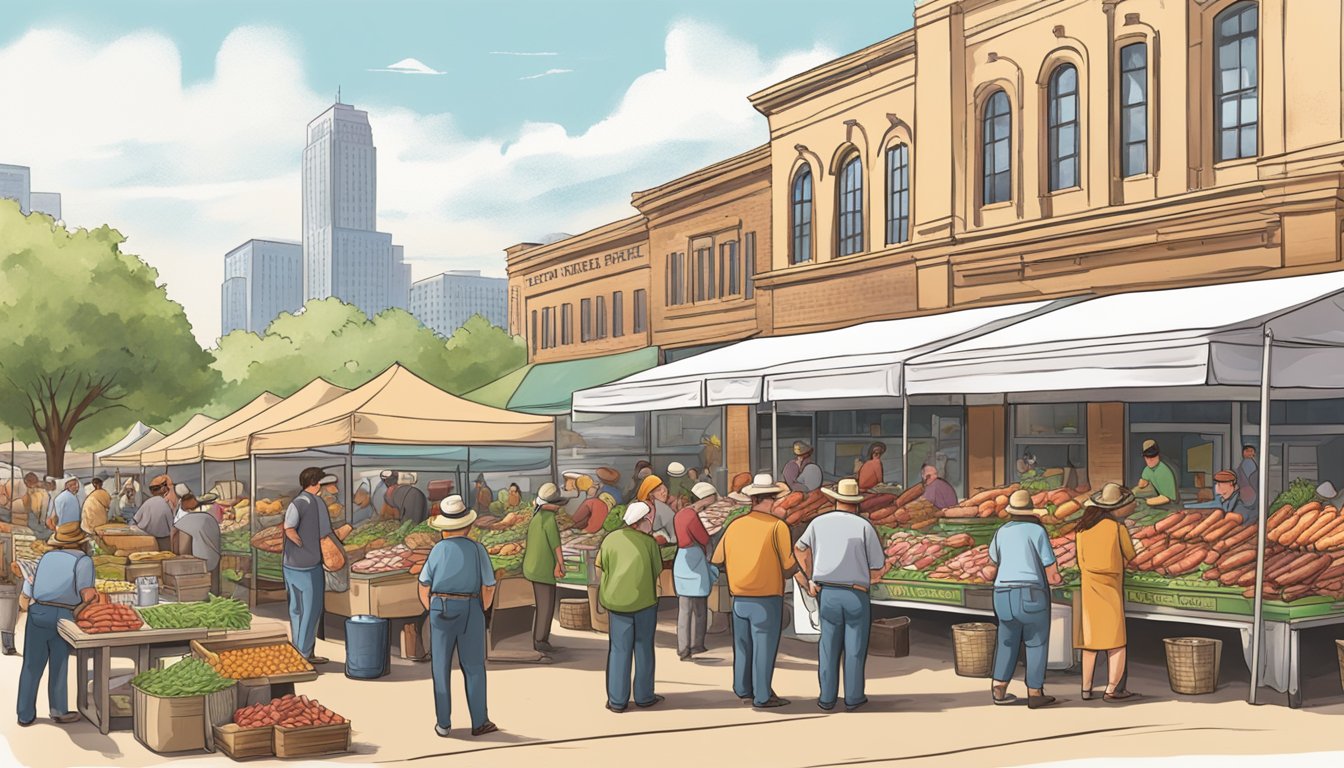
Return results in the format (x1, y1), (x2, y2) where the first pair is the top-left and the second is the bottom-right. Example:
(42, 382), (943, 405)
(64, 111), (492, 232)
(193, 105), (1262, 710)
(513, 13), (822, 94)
(209, 300), (525, 412)
(0, 201), (220, 475)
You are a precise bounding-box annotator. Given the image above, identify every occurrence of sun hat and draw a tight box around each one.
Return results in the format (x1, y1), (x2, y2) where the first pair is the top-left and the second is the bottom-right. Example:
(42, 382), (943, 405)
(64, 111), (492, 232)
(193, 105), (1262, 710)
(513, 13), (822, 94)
(47, 521), (89, 549)
(690, 482), (717, 501)
(576, 475), (594, 492)
(741, 473), (787, 499)
(1212, 470), (1237, 484)
(197, 492), (220, 505)
(792, 441), (813, 457)
(822, 478), (864, 504)
(1005, 488), (1048, 517)
(535, 483), (563, 505)
(596, 467), (620, 484)
(636, 475), (664, 502)
(1141, 439), (1161, 457)
(623, 501), (653, 527)
(1085, 483), (1135, 511)
(429, 495), (477, 531)
(666, 462), (687, 478)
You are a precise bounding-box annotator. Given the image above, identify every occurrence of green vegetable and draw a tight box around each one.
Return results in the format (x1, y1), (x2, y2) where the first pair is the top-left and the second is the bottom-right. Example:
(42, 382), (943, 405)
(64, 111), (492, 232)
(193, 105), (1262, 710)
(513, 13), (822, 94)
(489, 553), (525, 576)
(1270, 478), (1318, 514)
(139, 595), (251, 630)
(132, 658), (233, 697)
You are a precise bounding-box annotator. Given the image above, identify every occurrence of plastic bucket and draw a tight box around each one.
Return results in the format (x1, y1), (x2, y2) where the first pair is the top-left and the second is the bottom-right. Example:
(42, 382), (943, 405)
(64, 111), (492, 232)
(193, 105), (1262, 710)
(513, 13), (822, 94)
(344, 614), (389, 680)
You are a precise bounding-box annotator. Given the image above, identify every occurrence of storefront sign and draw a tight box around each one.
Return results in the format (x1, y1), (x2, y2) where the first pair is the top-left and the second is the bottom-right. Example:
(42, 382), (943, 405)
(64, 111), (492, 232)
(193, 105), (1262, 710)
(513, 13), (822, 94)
(525, 245), (645, 287)
(1125, 587), (1219, 612)
(874, 581), (965, 606)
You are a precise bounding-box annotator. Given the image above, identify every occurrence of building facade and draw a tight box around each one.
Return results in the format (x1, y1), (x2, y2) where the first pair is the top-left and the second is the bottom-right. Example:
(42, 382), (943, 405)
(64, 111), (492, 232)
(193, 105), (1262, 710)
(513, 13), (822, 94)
(220, 238), (304, 335)
(409, 269), (507, 336)
(301, 102), (409, 318)
(0, 164), (31, 214)
(506, 0), (1344, 494)
(29, 192), (61, 220)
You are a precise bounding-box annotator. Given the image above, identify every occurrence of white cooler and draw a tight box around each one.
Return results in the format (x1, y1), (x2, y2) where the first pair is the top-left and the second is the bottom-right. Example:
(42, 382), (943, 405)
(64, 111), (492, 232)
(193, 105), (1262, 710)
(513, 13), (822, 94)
(1048, 602), (1075, 670)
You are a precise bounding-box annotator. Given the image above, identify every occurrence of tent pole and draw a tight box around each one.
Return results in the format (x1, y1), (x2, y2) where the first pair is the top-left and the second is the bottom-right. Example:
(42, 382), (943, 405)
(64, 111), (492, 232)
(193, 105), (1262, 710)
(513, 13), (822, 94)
(248, 454), (257, 611)
(901, 390), (911, 488)
(770, 401), (779, 478)
(1249, 329), (1273, 705)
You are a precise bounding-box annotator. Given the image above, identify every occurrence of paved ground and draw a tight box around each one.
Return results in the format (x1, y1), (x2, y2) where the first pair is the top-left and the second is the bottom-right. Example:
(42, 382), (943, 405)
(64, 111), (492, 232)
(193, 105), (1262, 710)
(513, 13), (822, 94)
(2, 594), (1342, 768)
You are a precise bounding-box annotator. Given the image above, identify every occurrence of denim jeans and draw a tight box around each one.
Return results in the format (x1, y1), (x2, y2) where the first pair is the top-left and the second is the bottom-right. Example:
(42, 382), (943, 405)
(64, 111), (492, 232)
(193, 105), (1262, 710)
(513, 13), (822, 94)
(992, 584), (1051, 689)
(606, 605), (657, 710)
(429, 596), (489, 730)
(817, 586), (871, 707)
(283, 565), (325, 658)
(17, 604), (73, 724)
(731, 595), (783, 706)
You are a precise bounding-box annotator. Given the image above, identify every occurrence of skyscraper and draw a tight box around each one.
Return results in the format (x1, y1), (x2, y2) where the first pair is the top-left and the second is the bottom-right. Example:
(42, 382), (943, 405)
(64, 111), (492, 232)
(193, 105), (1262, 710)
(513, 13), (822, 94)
(221, 238), (304, 335)
(0, 164), (64, 220)
(301, 102), (408, 318)
(409, 270), (507, 337)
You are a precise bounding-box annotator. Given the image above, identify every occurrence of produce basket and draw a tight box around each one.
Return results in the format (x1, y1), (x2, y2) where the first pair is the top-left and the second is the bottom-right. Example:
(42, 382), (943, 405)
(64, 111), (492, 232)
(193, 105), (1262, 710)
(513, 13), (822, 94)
(132, 682), (237, 754)
(951, 622), (997, 677)
(869, 616), (911, 657)
(191, 638), (317, 687)
(558, 598), (592, 631)
(1163, 637), (1221, 695)
(273, 722), (352, 758)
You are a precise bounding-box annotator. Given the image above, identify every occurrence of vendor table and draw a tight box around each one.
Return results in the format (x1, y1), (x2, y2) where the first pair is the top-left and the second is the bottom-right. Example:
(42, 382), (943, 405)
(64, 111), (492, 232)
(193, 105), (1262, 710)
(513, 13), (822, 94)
(58, 616), (288, 734)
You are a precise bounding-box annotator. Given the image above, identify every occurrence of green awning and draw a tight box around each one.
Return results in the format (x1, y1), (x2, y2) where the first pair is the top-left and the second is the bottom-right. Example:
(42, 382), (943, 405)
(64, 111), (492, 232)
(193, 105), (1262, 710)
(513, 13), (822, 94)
(464, 347), (659, 415)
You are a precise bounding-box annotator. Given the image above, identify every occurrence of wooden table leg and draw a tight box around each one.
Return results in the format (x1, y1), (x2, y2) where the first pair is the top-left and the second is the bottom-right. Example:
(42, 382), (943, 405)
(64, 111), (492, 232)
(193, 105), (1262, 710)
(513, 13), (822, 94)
(93, 646), (111, 734)
(75, 648), (94, 726)
(137, 645), (150, 674)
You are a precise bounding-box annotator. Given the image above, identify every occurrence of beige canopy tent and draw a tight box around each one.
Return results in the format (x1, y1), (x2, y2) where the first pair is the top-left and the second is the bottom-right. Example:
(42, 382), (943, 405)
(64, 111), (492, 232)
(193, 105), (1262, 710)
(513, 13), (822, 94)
(101, 413), (215, 468)
(151, 392), (284, 466)
(250, 364), (555, 454)
(202, 379), (349, 462)
(96, 427), (168, 468)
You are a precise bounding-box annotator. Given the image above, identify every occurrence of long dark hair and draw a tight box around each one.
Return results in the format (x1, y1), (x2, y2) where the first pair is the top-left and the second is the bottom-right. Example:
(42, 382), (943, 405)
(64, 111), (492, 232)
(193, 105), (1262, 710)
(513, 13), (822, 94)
(1077, 505), (1115, 532)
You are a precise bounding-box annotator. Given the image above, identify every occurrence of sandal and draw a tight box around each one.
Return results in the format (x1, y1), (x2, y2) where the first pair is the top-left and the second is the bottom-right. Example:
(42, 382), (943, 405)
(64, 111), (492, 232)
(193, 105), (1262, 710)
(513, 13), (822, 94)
(1103, 689), (1138, 702)
(1080, 688), (1098, 701)
(991, 684), (1017, 705)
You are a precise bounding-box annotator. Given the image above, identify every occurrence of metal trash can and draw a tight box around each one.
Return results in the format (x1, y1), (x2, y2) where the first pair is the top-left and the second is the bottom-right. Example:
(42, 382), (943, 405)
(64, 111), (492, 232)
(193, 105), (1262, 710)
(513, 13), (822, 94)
(344, 614), (390, 679)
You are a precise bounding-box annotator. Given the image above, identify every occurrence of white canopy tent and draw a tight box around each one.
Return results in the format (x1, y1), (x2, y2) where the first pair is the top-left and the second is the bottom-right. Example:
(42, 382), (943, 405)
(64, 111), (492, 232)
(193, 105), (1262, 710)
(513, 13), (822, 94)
(904, 271), (1344, 703)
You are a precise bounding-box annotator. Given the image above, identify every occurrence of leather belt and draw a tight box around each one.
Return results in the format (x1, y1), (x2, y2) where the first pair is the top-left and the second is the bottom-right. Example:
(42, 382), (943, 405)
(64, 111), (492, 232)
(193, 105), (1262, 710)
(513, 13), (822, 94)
(816, 582), (869, 593)
(432, 593), (480, 600)
(34, 599), (81, 610)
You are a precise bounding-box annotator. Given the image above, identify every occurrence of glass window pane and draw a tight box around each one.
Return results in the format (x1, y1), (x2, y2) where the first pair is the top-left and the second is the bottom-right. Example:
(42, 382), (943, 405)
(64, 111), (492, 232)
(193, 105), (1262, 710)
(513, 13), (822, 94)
(994, 174), (1010, 203)
(1241, 125), (1257, 157)
(1127, 143), (1146, 176)
(1059, 125), (1076, 156)
(994, 140), (1009, 172)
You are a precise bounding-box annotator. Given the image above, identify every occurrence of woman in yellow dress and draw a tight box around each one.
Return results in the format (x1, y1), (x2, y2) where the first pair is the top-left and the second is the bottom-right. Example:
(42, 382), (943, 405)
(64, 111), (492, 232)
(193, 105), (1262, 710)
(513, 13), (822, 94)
(1074, 483), (1139, 702)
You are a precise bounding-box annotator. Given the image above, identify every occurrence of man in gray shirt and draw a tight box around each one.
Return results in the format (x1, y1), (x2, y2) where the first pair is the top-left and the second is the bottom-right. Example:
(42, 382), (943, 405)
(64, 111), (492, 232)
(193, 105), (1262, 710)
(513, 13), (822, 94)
(283, 468), (334, 664)
(132, 475), (176, 551)
(174, 497), (223, 594)
(794, 478), (886, 712)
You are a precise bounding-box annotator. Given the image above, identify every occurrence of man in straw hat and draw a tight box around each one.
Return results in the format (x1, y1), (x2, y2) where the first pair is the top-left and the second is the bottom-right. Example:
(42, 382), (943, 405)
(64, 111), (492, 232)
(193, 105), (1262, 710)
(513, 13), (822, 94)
(598, 500), (665, 712)
(524, 483), (566, 653)
(711, 473), (795, 709)
(986, 489), (1063, 709)
(17, 521), (96, 726)
(784, 441), (822, 493)
(794, 478), (887, 711)
(419, 495), (498, 738)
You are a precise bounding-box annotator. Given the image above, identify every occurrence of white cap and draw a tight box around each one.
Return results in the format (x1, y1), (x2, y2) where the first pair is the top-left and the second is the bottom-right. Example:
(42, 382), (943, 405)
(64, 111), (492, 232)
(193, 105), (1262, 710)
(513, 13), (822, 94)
(623, 501), (652, 526)
(666, 462), (687, 477)
(691, 482), (717, 500)
(174, 483), (192, 497)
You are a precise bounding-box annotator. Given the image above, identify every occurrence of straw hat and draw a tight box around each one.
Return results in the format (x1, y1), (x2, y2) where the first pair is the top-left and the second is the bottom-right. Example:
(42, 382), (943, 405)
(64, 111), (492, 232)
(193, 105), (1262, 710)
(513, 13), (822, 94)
(741, 473), (787, 499)
(47, 521), (89, 549)
(690, 482), (717, 501)
(596, 467), (620, 484)
(535, 483), (563, 505)
(666, 462), (687, 478)
(429, 495), (477, 531)
(1005, 489), (1048, 517)
(822, 478), (864, 504)
(636, 475), (664, 502)
(1086, 483), (1135, 511)
(623, 501), (653, 527)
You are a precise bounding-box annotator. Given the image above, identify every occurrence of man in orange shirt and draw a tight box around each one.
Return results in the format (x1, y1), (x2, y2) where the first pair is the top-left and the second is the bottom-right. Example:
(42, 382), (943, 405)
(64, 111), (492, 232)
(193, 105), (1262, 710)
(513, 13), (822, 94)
(857, 442), (887, 492)
(710, 473), (795, 709)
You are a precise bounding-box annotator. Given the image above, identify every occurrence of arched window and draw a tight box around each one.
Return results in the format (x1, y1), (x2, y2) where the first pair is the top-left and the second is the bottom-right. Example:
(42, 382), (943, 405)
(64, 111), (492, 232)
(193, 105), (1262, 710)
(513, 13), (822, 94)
(1119, 42), (1148, 177)
(836, 154), (864, 256)
(982, 90), (1012, 205)
(885, 143), (910, 245)
(1047, 65), (1080, 191)
(1214, 1), (1258, 161)
(790, 166), (813, 264)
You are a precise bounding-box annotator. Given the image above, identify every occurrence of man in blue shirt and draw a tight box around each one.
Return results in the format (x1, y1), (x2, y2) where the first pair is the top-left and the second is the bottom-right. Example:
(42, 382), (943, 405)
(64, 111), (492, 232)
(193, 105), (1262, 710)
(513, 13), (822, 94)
(18, 521), (96, 726)
(47, 476), (82, 531)
(987, 490), (1062, 709)
(418, 495), (497, 739)
(1186, 470), (1254, 520)
(283, 467), (335, 665)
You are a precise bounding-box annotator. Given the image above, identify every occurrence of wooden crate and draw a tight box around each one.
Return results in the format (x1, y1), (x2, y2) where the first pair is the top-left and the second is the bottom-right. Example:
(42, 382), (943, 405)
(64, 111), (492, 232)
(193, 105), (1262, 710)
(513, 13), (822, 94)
(164, 572), (212, 589)
(213, 723), (275, 759)
(190, 637), (317, 686)
(132, 684), (236, 754)
(333, 572), (423, 618)
(126, 562), (164, 581)
(164, 585), (212, 603)
(273, 722), (351, 758)
(163, 557), (207, 576)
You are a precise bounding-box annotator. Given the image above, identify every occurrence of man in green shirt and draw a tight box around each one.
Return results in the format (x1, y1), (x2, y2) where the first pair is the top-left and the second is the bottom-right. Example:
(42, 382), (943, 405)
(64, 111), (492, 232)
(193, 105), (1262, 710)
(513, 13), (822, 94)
(523, 483), (565, 653)
(1135, 439), (1178, 507)
(597, 501), (664, 712)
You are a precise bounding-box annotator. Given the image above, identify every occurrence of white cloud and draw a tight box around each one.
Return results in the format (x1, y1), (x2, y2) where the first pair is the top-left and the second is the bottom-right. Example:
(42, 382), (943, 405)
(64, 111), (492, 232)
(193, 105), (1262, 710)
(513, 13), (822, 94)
(0, 21), (834, 345)
(369, 57), (445, 75)
(520, 68), (574, 81)
(489, 50), (558, 56)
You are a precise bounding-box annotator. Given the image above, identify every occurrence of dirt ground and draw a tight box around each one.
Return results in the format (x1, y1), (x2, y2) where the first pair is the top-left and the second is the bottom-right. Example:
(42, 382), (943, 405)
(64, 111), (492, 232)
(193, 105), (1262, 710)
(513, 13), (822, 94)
(2, 595), (1343, 768)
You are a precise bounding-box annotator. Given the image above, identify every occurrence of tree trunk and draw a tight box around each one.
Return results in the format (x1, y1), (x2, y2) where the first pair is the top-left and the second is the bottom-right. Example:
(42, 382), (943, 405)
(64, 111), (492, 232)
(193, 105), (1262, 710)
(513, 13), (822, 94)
(41, 427), (67, 478)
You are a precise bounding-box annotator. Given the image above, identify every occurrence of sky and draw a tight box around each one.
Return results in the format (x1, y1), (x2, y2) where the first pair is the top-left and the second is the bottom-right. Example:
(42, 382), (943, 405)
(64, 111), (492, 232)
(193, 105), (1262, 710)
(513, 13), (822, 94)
(0, 0), (916, 345)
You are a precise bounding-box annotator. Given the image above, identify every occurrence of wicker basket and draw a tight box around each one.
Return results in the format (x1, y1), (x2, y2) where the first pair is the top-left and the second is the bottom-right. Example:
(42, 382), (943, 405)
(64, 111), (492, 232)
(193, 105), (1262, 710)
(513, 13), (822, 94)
(951, 622), (997, 678)
(1163, 637), (1221, 695)
(558, 598), (592, 631)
